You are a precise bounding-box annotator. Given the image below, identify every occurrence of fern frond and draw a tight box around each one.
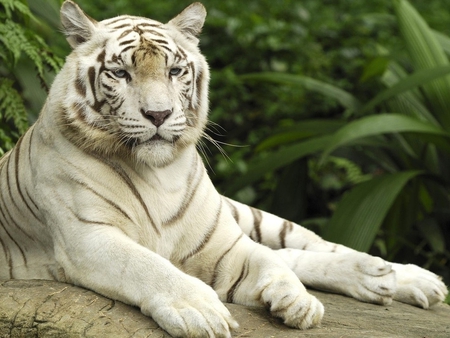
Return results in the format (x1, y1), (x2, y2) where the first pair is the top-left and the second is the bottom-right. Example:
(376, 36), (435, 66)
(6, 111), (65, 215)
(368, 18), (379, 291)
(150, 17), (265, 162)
(0, 78), (28, 134)
(0, 20), (24, 66)
(0, 19), (63, 78)
(0, 0), (38, 22)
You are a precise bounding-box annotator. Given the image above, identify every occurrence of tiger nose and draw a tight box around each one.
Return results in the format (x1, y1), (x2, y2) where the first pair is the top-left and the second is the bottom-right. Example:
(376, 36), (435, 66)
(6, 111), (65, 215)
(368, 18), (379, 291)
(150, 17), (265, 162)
(142, 109), (172, 127)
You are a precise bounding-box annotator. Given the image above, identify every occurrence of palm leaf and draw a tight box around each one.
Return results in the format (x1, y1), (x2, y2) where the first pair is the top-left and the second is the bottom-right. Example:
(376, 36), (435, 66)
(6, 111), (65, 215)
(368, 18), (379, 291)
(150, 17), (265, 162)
(256, 119), (344, 151)
(323, 170), (424, 251)
(360, 64), (450, 116)
(433, 30), (450, 56)
(321, 114), (450, 161)
(394, 0), (450, 130)
(381, 61), (438, 125)
(240, 72), (362, 113)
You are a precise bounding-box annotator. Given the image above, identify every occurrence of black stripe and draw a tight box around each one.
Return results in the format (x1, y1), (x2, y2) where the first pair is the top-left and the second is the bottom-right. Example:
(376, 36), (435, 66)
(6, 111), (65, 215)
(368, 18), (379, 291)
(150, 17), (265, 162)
(159, 45), (172, 53)
(138, 23), (161, 28)
(224, 198), (239, 224)
(163, 155), (202, 226)
(195, 67), (204, 110)
(180, 199), (222, 264)
(118, 29), (134, 40)
(14, 136), (40, 221)
(226, 259), (250, 303)
(152, 39), (168, 45)
(250, 207), (263, 243)
(110, 23), (132, 30)
(139, 29), (165, 37)
(279, 221), (293, 249)
(119, 39), (135, 46)
(73, 213), (113, 227)
(0, 201), (28, 269)
(210, 233), (243, 288)
(105, 17), (131, 26)
(73, 178), (134, 224)
(91, 154), (160, 236)
(120, 45), (135, 54)
(75, 75), (86, 97)
(102, 82), (114, 92)
(88, 66), (97, 103)
(88, 66), (107, 112)
(0, 220), (13, 279)
(3, 151), (34, 244)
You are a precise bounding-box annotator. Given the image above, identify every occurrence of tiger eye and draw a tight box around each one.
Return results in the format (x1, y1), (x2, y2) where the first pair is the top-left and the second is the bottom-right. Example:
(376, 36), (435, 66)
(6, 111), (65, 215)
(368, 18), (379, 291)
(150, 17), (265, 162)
(169, 67), (182, 76)
(114, 69), (128, 78)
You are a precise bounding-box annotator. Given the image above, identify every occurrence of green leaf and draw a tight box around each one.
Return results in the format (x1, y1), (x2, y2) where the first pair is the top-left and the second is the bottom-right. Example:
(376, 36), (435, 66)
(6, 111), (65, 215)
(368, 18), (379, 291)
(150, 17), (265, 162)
(323, 170), (424, 252)
(394, 0), (450, 130)
(360, 56), (390, 83)
(321, 114), (450, 160)
(0, 78), (28, 133)
(381, 61), (438, 125)
(360, 64), (450, 115)
(433, 30), (450, 56)
(240, 72), (362, 113)
(256, 119), (344, 151)
(224, 135), (332, 195)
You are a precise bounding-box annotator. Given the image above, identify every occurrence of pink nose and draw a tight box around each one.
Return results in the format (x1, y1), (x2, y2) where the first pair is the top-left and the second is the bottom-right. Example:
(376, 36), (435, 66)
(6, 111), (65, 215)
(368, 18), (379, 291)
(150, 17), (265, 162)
(142, 109), (172, 127)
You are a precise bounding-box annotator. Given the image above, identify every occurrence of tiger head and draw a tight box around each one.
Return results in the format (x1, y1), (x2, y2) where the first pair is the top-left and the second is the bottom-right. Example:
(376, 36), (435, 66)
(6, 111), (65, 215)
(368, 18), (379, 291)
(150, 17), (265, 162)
(55, 1), (209, 167)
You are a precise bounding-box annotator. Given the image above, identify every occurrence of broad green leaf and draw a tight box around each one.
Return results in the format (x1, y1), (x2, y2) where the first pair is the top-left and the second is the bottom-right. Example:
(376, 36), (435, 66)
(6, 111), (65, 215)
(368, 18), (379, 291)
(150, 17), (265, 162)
(433, 30), (450, 56)
(323, 170), (423, 252)
(360, 65), (450, 115)
(394, 0), (450, 130)
(224, 135), (331, 195)
(381, 61), (438, 125)
(321, 114), (450, 160)
(256, 119), (344, 151)
(240, 72), (362, 113)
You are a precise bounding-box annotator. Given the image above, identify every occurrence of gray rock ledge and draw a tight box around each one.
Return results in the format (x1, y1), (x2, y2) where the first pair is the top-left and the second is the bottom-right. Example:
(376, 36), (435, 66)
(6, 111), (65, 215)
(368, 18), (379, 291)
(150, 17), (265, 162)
(1, 279), (449, 337)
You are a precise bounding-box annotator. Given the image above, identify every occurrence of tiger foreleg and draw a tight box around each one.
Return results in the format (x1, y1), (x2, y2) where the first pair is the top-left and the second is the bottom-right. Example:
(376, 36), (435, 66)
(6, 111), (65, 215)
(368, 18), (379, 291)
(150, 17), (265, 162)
(276, 249), (396, 305)
(211, 235), (324, 330)
(52, 226), (238, 338)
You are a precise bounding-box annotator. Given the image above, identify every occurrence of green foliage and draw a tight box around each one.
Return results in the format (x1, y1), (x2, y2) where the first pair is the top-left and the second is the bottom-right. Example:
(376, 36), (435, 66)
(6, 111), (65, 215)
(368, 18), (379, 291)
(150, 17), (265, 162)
(0, 0), (63, 154)
(235, 0), (450, 281)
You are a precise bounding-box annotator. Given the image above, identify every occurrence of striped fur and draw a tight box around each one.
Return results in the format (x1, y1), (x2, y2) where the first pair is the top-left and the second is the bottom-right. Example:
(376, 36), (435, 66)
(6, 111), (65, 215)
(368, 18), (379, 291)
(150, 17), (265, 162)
(0, 1), (447, 337)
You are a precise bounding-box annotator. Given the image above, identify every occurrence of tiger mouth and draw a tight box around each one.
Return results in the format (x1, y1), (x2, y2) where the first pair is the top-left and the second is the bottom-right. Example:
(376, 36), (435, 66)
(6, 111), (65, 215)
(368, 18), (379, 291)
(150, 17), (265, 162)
(150, 134), (163, 141)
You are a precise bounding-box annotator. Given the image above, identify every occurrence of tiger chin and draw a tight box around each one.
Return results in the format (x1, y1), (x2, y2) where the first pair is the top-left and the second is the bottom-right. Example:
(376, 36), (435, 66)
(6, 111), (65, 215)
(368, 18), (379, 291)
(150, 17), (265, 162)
(0, 1), (447, 337)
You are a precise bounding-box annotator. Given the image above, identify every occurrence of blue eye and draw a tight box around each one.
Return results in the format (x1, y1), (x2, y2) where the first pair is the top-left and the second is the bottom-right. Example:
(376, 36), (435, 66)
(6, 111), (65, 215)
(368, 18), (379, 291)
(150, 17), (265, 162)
(169, 68), (182, 76)
(113, 69), (128, 78)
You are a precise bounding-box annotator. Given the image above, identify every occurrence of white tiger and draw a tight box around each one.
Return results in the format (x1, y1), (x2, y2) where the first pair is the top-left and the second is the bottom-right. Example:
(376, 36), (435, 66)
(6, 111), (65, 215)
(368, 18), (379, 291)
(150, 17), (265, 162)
(0, 1), (447, 337)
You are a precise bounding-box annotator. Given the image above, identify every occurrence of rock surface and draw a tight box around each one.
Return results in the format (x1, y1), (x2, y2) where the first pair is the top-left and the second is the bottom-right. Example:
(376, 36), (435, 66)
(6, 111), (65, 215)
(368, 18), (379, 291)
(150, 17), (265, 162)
(0, 279), (449, 337)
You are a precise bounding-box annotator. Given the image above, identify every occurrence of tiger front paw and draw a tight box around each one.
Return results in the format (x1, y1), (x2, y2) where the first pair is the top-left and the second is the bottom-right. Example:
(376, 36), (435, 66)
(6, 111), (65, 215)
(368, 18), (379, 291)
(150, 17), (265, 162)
(142, 275), (238, 337)
(391, 263), (448, 309)
(260, 273), (324, 329)
(340, 252), (397, 305)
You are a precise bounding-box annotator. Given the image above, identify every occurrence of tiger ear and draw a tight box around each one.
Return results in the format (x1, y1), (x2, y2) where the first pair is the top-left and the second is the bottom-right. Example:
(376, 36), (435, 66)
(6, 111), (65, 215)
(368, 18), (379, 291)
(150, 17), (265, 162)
(60, 0), (97, 49)
(168, 2), (206, 43)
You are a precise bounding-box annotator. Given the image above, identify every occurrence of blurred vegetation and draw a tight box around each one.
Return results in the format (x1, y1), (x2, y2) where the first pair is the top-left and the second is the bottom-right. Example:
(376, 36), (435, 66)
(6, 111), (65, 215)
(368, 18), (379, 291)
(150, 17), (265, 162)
(0, 0), (62, 154)
(1, 0), (449, 290)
